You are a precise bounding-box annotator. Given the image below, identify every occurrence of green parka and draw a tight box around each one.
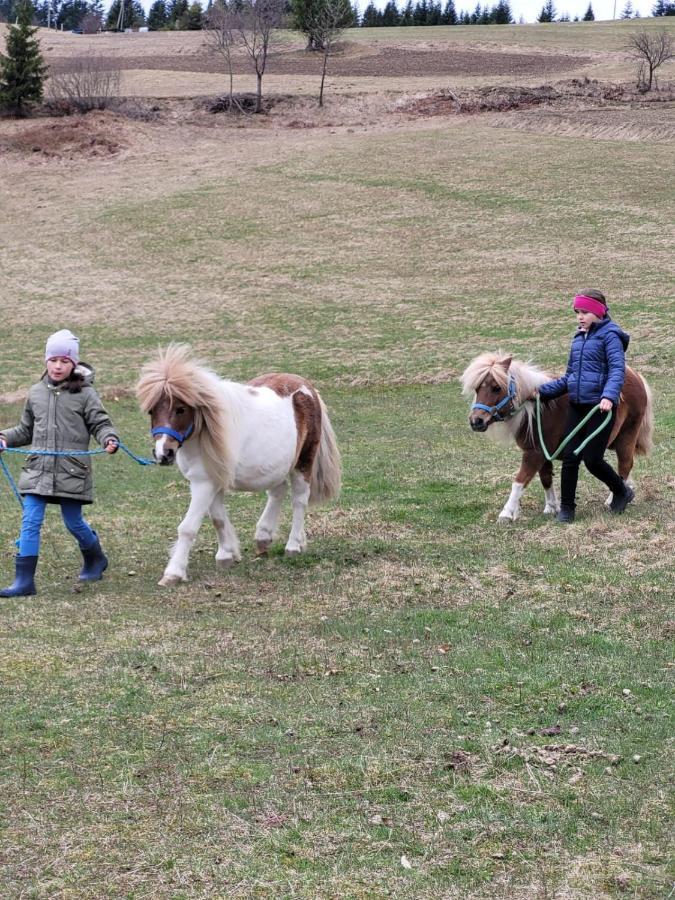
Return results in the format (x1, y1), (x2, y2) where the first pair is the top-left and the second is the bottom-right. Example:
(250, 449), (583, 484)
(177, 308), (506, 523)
(0, 363), (118, 504)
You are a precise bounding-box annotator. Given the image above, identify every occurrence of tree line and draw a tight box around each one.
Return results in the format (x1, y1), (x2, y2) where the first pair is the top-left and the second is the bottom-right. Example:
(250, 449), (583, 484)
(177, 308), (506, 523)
(2, 0), (674, 31)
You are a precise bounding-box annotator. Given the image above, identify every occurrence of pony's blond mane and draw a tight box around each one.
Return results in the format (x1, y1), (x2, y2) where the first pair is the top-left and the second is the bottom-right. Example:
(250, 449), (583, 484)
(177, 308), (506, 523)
(461, 351), (555, 442)
(136, 343), (235, 492)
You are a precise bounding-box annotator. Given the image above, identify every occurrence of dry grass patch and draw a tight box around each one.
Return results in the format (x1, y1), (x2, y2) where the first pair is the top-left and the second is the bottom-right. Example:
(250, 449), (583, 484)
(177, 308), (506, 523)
(0, 112), (129, 160)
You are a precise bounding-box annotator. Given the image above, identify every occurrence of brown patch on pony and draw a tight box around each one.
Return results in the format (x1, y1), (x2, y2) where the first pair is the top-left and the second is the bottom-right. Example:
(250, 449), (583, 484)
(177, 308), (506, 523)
(249, 373), (315, 399)
(249, 374), (322, 482)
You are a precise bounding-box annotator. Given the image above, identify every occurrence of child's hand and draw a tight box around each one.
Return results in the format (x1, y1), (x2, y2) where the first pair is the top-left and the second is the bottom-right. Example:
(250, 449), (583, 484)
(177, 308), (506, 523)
(599, 398), (613, 413)
(105, 439), (119, 454)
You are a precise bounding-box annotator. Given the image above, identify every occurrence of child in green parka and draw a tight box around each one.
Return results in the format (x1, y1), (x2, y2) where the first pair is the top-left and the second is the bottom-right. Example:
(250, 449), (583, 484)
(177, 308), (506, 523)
(0, 330), (119, 597)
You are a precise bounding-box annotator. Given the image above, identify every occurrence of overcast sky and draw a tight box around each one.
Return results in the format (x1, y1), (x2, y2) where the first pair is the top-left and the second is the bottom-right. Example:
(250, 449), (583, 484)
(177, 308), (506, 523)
(497, 0), (652, 20)
(357, 0), (656, 22)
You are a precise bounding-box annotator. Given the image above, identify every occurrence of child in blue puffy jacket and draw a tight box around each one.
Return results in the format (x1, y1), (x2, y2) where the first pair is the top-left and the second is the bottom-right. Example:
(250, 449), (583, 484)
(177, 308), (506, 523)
(538, 290), (633, 523)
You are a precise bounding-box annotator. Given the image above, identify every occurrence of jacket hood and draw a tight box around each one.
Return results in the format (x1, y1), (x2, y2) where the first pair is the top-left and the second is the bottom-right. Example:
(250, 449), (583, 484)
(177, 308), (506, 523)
(74, 362), (95, 385)
(43, 362), (95, 389)
(579, 316), (630, 351)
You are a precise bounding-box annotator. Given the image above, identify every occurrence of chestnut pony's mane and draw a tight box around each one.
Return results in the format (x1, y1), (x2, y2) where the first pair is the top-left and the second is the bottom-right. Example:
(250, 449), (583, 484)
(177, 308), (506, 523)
(136, 343), (235, 492)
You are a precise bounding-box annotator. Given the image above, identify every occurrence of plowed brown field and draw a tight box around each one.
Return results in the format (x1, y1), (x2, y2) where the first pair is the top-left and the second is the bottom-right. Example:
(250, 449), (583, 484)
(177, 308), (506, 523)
(49, 46), (589, 79)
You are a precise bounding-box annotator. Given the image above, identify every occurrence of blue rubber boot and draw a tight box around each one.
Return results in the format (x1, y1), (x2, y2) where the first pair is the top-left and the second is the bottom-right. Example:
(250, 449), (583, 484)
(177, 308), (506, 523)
(79, 536), (108, 581)
(0, 555), (38, 597)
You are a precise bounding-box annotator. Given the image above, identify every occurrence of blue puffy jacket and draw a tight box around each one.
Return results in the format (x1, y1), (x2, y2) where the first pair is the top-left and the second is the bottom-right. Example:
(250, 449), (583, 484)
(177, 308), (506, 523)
(539, 317), (629, 406)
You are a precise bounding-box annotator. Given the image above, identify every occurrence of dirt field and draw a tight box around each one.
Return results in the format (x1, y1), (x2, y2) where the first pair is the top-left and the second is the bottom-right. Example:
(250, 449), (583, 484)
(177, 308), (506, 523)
(47, 45), (590, 78)
(1, 22), (673, 157)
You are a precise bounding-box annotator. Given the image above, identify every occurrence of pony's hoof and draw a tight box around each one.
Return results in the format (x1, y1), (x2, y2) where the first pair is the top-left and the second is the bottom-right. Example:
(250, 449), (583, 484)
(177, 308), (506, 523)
(284, 547), (303, 557)
(158, 574), (184, 587)
(497, 514), (515, 524)
(216, 556), (237, 569)
(255, 540), (271, 556)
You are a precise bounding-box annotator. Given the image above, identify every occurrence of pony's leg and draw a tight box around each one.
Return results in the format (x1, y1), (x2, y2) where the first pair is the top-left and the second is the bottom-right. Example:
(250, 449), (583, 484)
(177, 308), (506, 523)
(160, 479), (217, 587)
(285, 471), (311, 556)
(498, 454), (541, 522)
(539, 460), (559, 515)
(605, 432), (637, 506)
(209, 492), (241, 568)
(254, 481), (288, 555)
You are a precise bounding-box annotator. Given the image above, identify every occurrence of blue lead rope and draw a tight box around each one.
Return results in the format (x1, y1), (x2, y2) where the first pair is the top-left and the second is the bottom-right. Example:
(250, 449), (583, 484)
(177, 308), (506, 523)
(0, 442), (156, 508)
(0, 455), (24, 506)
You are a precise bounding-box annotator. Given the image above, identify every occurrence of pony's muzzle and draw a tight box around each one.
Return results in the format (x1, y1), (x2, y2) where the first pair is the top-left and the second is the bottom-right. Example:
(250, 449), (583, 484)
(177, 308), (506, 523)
(470, 416), (490, 432)
(156, 448), (176, 465)
(153, 435), (178, 465)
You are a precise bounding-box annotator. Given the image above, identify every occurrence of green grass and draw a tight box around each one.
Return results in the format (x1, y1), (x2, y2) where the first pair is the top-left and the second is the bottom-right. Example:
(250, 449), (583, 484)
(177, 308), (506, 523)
(0, 55), (674, 897)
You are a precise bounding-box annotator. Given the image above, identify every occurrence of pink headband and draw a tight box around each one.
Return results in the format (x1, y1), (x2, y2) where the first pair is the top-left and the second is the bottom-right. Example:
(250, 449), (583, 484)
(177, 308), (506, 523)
(573, 295), (607, 318)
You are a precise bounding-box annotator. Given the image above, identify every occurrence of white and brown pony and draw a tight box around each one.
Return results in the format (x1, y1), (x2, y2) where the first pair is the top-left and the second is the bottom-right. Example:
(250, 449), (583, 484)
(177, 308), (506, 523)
(136, 344), (341, 585)
(461, 352), (653, 521)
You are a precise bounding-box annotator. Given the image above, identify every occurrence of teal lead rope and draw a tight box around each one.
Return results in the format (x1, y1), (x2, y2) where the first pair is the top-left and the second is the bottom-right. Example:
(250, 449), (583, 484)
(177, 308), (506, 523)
(535, 395), (613, 462)
(0, 442), (155, 508)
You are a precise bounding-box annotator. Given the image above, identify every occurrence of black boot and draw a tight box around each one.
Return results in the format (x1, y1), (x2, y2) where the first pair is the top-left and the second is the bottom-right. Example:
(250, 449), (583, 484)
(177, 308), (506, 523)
(79, 536), (108, 581)
(0, 555), (38, 597)
(557, 505), (575, 524)
(610, 485), (635, 515)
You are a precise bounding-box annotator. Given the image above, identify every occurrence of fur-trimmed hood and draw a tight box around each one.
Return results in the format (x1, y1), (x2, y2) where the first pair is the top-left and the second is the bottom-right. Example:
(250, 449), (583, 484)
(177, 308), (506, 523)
(43, 362), (95, 394)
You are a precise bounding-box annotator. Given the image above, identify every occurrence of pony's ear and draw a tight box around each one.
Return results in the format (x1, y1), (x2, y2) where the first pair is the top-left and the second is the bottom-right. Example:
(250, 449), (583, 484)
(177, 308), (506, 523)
(498, 356), (512, 371)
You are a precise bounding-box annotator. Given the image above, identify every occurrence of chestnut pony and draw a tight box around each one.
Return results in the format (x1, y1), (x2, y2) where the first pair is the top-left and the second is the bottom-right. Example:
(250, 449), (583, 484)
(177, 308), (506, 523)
(461, 352), (653, 521)
(137, 344), (341, 585)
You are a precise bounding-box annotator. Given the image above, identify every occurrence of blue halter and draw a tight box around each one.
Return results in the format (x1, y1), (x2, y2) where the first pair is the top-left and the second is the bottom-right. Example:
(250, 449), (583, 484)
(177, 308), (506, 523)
(471, 374), (519, 422)
(151, 423), (194, 446)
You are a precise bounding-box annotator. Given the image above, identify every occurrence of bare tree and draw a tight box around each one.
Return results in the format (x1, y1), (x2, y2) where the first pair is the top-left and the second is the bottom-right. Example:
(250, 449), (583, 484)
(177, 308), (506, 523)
(48, 58), (121, 112)
(625, 28), (674, 92)
(237, 0), (286, 114)
(304, 0), (351, 107)
(205, 0), (241, 112)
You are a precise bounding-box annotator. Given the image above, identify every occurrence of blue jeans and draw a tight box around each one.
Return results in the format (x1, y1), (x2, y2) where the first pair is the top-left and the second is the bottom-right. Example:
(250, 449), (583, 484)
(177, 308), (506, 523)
(19, 495), (97, 557)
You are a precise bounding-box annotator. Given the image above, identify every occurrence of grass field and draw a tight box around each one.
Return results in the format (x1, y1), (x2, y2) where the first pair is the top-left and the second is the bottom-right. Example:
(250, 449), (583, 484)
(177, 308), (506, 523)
(0, 20), (674, 899)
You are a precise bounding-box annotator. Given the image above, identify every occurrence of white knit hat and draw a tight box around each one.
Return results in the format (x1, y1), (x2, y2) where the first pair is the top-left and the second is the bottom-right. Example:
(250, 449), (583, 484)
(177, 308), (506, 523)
(45, 329), (80, 364)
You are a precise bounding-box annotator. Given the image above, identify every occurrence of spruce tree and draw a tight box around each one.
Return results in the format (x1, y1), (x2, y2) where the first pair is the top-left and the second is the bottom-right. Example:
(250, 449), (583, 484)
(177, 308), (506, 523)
(360, 0), (380, 24)
(413, 0), (428, 23)
(381, 0), (399, 25)
(57, 0), (89, 29)
(168, 0), (188, 25)
(147, 0), (169, 28)
(106, 0), (146, 28)
(581, 1), (593, 18)
(441, 0), (456, 22)
(400, 0), (414, 22)
(0, 0), (16, 20)
(0, 0), (47, 117)
(33, 0), (52, 26)
(492, 0), (512, 22)
(537, 0), (555, 20)
(184, 0), (203, 27)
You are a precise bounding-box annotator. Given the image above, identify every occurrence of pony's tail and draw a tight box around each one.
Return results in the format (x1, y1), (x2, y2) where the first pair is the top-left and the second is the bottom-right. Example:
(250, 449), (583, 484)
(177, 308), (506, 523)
(635, 374), (654, 456)
(310, 396), (341, 505)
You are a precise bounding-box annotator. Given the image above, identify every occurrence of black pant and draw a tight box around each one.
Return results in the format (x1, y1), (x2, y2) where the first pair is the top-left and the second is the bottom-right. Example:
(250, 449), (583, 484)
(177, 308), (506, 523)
(560, 403), (625, 509)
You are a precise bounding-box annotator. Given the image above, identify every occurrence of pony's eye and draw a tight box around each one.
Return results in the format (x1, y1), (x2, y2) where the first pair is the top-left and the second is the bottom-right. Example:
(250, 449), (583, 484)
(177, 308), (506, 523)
(175, 406), (186, 415)
(492, 386), (501, 394)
